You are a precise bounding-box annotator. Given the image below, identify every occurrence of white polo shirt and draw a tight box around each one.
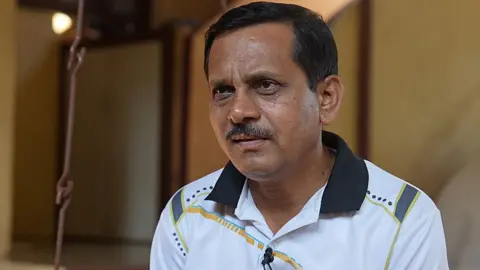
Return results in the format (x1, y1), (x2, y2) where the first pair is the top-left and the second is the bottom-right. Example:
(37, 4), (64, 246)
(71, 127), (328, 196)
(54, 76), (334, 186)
(150, 131), (449, 270)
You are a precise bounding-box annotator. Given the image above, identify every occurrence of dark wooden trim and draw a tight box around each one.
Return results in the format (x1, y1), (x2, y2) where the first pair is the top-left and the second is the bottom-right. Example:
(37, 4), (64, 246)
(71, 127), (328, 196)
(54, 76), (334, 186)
(55, 44), (69, 242)
(357, 0), (372, 159)
(160, 21), (200, 204)
(159, 24), (176, 208)
(179, 22), (212, 188)
(175, 8), (222, 188)
(179, 33), (191, 188)
(137, 0), (153, 33)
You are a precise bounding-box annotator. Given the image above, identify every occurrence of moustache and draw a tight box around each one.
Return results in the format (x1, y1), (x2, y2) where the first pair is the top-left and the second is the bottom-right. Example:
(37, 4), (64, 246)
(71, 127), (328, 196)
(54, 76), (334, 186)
(225, 124), (273, 141)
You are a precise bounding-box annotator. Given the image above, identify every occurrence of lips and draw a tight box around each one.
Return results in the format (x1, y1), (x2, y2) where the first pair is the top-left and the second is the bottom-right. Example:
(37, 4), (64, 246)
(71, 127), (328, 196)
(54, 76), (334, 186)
(230, 134), (264, 143)
(229, 134), (268, 151)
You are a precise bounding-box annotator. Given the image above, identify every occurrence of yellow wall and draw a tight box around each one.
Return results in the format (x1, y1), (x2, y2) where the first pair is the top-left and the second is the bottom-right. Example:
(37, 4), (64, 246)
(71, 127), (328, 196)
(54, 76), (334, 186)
(13, 8), (62, 239)
(186, 0), (358, 182)
(0, 0), (15, 258)
(371, 0), (480, 197)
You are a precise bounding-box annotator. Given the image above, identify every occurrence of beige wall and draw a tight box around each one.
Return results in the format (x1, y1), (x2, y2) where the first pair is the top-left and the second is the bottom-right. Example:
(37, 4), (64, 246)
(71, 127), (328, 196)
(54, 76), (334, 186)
(436, 154), (480, 269)
(13, 8), (62, 239)
(371, 0), (480, 197)
(186, 0), (359, 182)
(0, 0), (15, 258)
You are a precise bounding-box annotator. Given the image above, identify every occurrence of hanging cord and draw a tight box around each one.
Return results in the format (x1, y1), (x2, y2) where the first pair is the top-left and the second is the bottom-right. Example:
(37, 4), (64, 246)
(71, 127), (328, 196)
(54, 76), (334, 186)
(54, 0), (86, 269)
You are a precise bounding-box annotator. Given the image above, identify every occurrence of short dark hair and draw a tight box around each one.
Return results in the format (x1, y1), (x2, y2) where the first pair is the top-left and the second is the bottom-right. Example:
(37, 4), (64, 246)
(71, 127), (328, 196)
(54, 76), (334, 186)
(204, 1), (338, 90)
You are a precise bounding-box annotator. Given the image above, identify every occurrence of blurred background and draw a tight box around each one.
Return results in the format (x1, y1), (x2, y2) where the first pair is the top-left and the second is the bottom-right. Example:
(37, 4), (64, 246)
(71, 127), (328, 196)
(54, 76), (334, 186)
(0, 0), (478, 269)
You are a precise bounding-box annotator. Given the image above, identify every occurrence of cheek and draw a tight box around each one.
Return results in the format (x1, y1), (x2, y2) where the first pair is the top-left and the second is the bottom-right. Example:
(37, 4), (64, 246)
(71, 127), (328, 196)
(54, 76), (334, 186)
(296, 99), (320, 139)
(267, 95), (319, 140)
(303, 97), (321, 127)
(209, 110), (224, 138)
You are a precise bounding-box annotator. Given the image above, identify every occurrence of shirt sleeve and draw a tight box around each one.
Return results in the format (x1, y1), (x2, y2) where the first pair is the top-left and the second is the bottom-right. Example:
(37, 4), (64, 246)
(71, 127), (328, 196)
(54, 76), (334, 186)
(150, 202), (187, 270)
(388, 208), (449, 270)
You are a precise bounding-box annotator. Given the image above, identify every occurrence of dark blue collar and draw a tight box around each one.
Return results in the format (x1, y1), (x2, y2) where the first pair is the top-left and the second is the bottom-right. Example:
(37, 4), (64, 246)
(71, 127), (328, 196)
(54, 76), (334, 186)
(205, 131), (369, 214)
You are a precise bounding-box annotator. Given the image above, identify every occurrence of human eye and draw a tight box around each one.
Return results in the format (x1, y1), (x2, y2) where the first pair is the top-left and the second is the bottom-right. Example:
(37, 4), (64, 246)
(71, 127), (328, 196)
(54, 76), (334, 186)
(212, 85), (235, 101)
(253, 79), (280, 95)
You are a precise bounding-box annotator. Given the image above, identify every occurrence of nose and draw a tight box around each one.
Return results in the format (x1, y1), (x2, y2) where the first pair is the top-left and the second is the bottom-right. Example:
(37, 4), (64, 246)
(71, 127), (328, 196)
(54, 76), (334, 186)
(228, 90), (261, 124)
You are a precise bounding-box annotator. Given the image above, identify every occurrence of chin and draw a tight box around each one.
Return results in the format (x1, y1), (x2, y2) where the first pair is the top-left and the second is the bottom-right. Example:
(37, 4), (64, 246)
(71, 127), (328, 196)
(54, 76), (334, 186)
(230, 152), (281, 180)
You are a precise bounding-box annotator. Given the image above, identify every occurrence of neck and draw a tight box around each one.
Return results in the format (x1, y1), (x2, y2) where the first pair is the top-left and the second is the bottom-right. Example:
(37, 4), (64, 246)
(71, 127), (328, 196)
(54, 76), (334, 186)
(248, 144), (334, 233)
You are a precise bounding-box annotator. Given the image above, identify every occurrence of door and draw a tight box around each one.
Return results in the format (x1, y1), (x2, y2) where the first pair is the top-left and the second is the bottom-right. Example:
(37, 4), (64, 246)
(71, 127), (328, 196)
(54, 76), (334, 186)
(64, 40), (163, 242)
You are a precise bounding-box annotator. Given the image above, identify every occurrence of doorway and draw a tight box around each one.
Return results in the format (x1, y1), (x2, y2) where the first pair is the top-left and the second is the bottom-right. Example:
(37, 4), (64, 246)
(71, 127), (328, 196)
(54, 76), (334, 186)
(59, 38), (164, 243)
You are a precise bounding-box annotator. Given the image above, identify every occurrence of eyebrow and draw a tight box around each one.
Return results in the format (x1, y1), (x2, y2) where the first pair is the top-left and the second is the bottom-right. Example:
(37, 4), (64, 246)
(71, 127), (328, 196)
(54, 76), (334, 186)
(209, 70), (282, 89)
(244, 71), (281, 85)
(209, 79), (230, 90)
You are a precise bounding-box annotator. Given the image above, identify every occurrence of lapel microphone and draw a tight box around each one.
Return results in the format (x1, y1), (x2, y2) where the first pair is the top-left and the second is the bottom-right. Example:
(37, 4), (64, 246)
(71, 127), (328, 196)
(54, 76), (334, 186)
(262, 247), (274, 270)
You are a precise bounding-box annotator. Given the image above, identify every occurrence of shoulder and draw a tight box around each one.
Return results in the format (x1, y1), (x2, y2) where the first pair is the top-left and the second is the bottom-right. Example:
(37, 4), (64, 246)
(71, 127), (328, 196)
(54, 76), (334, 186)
(363, 160), (438, 224)
(168, 168), (223, 214)
(364, 161), (449, 268)
(152, 169), (224, 250)
(150, 169), (225, 266)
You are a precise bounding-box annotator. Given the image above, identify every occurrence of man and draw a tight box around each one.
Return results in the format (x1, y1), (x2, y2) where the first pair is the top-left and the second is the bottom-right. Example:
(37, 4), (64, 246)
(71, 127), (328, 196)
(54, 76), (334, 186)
(150, 2), (448, 269)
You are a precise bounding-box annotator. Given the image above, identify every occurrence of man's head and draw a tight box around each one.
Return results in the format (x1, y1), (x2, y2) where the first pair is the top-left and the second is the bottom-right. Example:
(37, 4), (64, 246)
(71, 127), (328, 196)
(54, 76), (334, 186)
(205, 2), (344, 181)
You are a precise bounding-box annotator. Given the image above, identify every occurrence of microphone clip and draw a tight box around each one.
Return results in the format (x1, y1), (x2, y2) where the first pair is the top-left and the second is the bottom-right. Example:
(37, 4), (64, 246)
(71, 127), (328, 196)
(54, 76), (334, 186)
(262, 247), (274, 270)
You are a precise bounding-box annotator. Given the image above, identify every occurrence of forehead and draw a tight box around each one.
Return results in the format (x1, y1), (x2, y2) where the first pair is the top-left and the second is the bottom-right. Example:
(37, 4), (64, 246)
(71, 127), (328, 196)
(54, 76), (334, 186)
(208, 22), (297, 79)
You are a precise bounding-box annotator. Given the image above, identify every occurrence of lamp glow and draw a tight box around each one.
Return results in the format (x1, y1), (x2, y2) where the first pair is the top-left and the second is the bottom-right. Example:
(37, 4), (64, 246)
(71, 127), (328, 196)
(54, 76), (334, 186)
(52, 12), (73, 35)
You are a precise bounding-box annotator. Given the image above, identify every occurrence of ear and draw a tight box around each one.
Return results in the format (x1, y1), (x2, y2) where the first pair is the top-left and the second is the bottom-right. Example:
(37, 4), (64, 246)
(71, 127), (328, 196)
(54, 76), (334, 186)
(315, 75), (344, 125)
